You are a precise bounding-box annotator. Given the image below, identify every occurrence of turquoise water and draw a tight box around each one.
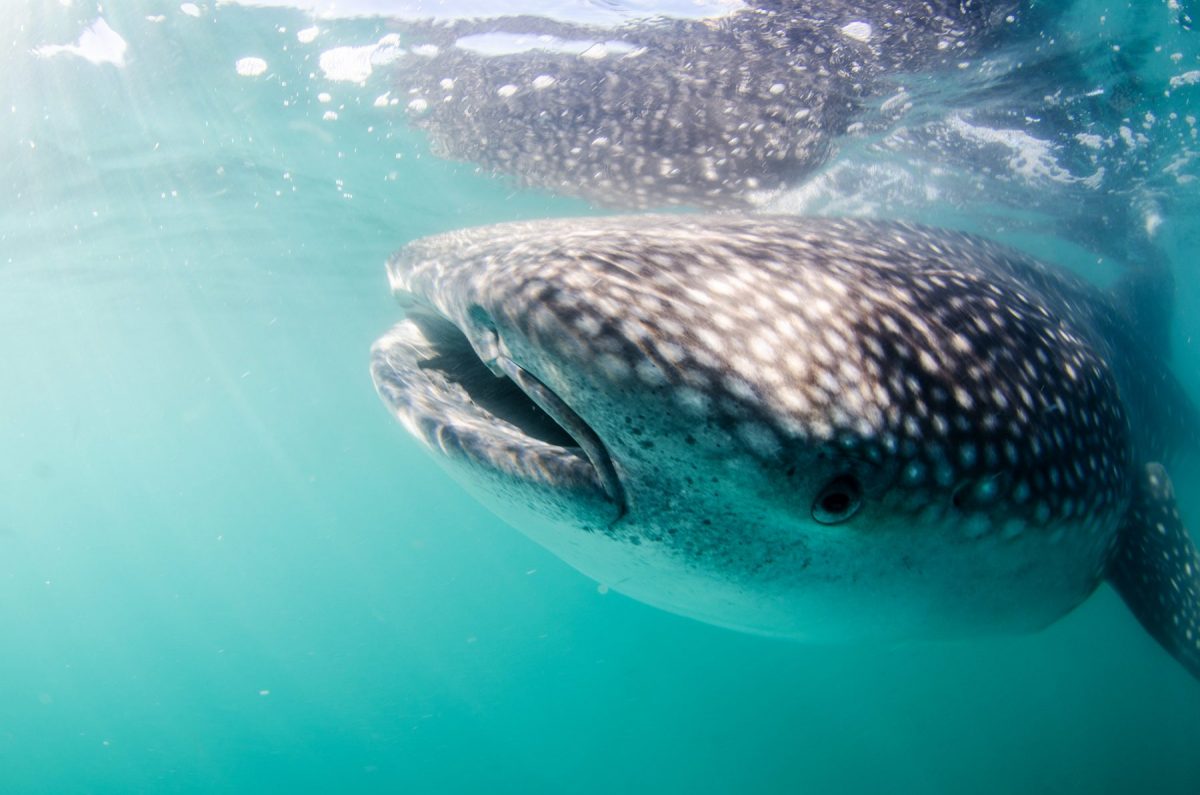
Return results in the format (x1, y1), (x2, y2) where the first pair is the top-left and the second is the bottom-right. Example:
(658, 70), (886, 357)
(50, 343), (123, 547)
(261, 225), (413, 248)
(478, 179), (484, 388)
(3, 2), (1200, 792)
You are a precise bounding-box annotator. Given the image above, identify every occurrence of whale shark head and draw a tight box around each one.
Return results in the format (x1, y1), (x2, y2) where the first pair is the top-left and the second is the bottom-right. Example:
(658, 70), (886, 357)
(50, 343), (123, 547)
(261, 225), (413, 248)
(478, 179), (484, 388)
(372, 214), (1136, 640)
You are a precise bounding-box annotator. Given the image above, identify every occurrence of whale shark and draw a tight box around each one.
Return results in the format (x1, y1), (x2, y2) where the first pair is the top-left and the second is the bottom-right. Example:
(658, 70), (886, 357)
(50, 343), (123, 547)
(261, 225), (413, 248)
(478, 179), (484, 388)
(393, 1), (1031, 209)
(371, 214), (1200, 680)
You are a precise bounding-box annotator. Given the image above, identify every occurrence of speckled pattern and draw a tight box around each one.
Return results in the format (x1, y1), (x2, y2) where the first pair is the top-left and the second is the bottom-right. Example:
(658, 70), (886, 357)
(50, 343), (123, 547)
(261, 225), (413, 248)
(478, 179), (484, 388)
(372, 214), (1199, 649)
(394, 2), (1023, 208)
(389, 215), (1193, 533)
(1110, 464), (1200, 679)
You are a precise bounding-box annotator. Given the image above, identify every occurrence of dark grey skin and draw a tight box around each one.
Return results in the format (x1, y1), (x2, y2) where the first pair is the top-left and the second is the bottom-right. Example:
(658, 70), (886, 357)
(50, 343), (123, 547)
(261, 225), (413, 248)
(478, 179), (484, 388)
(393, 2), (1029, 209)
(371, 215), (1200, 680)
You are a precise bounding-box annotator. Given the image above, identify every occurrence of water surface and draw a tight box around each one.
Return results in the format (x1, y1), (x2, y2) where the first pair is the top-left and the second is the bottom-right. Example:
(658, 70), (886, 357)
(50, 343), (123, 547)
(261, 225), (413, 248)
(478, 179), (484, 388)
(3, 2), (1200, 792)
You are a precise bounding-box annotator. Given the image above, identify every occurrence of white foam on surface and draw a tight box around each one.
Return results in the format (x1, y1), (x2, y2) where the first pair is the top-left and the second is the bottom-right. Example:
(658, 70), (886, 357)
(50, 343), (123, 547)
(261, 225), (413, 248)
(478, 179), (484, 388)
(221, 0), (744, 25)
(947, 116), (1078, 184)
(235, 56), (269, 77)
(318, 34), (403, 83)
(33, 18), (128, 67)
(1170, 70), (1200, 89)
(453, 32), (638, 58)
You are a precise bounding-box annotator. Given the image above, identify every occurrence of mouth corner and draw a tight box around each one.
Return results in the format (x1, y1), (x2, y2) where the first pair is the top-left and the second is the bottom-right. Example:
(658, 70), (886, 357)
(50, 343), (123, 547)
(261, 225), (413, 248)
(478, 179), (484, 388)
(492, 354), (627, 515)
(371, 311), (625, 518)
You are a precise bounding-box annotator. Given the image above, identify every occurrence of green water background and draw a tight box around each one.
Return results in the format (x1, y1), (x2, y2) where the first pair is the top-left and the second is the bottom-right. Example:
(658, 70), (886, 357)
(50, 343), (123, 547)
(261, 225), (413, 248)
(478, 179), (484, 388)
(2, 2), (1200, 792)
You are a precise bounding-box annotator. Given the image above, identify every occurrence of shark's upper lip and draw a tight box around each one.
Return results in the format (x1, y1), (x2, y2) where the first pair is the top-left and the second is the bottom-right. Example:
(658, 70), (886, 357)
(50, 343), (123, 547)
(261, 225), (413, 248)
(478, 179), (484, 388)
(370, 305), (625, 519)
(490, 354), (626, 512)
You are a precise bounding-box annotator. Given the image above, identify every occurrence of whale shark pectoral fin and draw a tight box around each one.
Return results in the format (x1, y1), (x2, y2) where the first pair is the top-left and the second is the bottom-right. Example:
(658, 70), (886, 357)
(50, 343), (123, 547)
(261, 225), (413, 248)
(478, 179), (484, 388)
(1108, 462), (1200, 681)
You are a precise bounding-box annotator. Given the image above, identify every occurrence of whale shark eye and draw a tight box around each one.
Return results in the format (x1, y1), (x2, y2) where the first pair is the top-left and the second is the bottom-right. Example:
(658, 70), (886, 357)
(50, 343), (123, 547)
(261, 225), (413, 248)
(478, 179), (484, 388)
(812, 475), (863, 524)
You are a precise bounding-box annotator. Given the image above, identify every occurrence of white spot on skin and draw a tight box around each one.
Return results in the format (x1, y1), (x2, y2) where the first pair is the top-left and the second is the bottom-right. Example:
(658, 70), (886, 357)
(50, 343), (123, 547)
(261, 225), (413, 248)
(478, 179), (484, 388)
(998, 517), (1024, 539)
(655, 340), (685, 363)
(297, 26), (319, 44)
(407, 98), (429, 114)
(808, 418), (834, 441)
(532, 75), (556, 90)
(597, 354), (631, 381)
(676, 387), (710, 415)
(497, 84), (519, 98)
(935, 464), (955, 488)
(958, 444), (977, 468)
(574, 315), (601, 337)
(840, 21), (873, 43)
(694, 327), (727, 355)
(749, 335), (777, 362)
(738, 422), (780, 458)
(963, 514), (990, 538)
(635, 360), (667, 386)
(725, 376), (756, 402)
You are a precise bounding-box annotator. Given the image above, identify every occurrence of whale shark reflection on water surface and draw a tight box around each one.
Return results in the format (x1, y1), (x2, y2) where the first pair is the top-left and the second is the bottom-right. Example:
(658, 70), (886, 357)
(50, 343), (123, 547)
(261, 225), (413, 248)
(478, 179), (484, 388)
(393, 1), (1032, 209)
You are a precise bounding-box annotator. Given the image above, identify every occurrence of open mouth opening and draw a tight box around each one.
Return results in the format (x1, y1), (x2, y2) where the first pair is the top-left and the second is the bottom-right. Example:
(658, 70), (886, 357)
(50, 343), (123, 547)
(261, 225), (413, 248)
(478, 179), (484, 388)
(372, 309), (625, 515)
(410, 311), (576, 448)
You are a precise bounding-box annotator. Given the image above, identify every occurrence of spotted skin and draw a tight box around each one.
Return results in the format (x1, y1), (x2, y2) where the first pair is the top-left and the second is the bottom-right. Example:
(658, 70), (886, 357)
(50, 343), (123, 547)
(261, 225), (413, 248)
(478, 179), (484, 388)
(1109, 464), (1200, 679)
(395, 2), (1025, 209)
(371, 215), (1200, 670)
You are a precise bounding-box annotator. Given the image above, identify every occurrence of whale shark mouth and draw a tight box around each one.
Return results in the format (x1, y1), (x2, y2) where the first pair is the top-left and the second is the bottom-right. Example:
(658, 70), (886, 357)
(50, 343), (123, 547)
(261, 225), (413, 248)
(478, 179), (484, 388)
(371, 310), (624, 517)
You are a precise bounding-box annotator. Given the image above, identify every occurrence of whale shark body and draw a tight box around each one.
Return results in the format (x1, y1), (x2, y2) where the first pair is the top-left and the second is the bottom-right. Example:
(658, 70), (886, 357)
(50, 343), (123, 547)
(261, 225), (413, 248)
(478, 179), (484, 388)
(371, 214), (1200, 680)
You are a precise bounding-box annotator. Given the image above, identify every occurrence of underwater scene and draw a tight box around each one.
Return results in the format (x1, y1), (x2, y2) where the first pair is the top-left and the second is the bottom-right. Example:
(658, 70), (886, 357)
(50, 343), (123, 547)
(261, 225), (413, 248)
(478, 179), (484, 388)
(3, 1), (1200, 792)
